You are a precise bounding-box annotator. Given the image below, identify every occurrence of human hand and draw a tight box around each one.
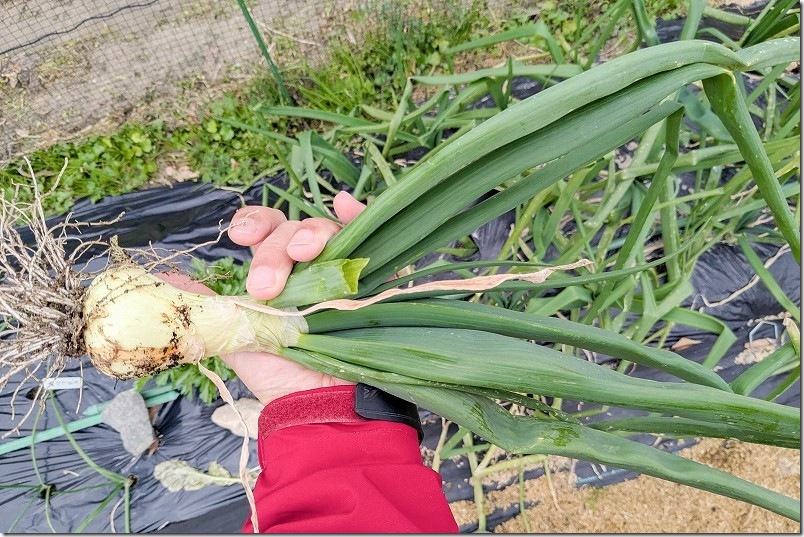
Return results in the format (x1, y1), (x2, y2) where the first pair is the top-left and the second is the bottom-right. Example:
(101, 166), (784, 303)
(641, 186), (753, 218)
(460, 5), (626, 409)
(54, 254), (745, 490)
(160, 191), (366, 404)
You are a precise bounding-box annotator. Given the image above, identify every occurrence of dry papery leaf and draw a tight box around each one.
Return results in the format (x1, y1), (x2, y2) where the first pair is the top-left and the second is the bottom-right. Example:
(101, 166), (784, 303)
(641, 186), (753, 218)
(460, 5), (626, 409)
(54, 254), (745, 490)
(671, 337), (703, 351)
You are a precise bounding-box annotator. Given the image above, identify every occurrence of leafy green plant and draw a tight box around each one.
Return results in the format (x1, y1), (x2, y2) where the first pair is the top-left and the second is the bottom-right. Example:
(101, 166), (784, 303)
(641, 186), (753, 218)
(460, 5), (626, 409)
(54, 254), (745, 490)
(1, 123), (163, 214)
(186, 94), (284, 186)
(0, 88), (288, 215)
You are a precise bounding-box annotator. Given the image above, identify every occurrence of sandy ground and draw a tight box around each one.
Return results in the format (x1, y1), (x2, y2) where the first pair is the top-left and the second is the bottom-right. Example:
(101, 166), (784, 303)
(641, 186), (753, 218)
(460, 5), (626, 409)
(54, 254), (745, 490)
(449, 438), (801, 533)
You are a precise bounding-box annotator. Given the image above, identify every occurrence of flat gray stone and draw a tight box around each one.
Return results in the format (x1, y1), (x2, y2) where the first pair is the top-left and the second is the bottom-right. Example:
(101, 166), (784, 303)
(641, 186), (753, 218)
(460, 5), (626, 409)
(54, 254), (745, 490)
(211, 398), (262, 439)
(101, 389), (155, 456)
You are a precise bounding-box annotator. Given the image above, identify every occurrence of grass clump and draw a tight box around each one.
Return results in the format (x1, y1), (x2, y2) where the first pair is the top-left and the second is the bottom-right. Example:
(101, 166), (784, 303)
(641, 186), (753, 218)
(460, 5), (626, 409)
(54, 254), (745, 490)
(292, 0), (486, 113)
(183, 92), (288, 187)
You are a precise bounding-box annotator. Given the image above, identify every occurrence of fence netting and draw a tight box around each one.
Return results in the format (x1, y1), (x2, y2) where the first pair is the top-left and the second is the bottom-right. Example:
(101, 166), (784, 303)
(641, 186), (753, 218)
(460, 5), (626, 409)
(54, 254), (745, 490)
(0, 0), (510, 162)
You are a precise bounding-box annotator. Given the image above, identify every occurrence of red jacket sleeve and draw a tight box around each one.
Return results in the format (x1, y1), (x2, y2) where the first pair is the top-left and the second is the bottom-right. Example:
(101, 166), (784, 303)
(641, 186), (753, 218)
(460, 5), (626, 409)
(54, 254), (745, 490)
(242, 385), (458, 533)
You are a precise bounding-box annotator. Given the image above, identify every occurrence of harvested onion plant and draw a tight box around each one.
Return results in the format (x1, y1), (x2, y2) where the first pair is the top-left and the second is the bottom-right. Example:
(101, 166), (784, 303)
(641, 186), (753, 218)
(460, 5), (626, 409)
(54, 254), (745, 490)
(1, 36), (801, 525)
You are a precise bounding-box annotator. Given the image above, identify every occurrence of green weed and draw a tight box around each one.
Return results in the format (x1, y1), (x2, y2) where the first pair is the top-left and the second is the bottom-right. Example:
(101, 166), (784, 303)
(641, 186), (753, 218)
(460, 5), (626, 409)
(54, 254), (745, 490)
(184, 93), (283, 186)
(1, 123), (162, 214)
(296, 0), (485, 112)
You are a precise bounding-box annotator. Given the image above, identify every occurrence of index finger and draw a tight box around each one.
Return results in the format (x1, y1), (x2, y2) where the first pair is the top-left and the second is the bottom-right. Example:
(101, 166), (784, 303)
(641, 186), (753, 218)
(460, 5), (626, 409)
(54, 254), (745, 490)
(228, 206), (288, 247)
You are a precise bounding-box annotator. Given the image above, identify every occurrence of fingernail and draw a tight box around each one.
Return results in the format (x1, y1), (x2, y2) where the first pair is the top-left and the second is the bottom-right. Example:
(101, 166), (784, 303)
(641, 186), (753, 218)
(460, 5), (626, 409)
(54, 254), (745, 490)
(288, 229), (315, 248)
(233, 217), (259, 235)
(247, 267), (276, 291)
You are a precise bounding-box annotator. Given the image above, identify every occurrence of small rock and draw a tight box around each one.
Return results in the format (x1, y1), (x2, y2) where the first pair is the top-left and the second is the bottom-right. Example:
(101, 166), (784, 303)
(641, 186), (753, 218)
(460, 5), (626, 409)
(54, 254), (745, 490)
(101, 390), (156, 456)
(211, 398), (262, 439)
(777, 457), (799, 477)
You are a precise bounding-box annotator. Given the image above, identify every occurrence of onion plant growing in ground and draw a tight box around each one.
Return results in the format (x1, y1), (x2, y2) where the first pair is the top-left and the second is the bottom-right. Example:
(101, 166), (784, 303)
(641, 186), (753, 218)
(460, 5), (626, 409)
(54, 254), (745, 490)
(0, 37), (800, 523)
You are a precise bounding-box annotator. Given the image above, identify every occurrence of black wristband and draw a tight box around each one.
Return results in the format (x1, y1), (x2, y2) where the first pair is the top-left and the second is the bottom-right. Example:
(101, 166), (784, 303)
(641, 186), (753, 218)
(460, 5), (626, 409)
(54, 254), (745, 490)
(354, 383), (424, 444)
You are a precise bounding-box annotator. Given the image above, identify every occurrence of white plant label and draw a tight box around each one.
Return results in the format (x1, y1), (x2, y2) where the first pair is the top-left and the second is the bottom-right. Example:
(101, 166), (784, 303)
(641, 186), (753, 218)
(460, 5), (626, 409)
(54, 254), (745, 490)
(43, 377), (83, 390)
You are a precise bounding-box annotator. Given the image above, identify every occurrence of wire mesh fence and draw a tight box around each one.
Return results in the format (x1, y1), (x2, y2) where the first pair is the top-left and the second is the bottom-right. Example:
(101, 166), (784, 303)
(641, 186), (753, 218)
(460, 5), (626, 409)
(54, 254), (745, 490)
(0, 0), (515, 163)
(0, 0), (340, 160)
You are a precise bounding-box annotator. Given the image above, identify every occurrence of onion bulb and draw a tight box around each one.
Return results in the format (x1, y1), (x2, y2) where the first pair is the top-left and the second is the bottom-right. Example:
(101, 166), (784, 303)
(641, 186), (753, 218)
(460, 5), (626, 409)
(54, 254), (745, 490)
(83, 263), (306, 379)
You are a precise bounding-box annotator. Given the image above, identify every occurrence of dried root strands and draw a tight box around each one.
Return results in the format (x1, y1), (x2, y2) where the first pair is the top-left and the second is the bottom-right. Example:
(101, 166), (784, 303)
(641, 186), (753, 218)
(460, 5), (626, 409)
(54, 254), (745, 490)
(0, 165), (266, 528)
(0, 159), (100, 437)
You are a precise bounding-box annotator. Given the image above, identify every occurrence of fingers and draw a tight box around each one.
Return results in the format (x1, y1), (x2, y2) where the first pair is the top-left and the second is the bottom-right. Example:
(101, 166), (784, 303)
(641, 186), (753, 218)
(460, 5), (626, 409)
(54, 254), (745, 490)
(333, 191), (367, 224)
(228, 206), (288, 247)
(158, 194), (366, 303)
(239, 192), (367, 300)
(246, 216), (344, 298)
